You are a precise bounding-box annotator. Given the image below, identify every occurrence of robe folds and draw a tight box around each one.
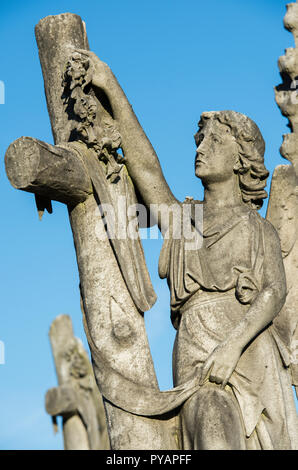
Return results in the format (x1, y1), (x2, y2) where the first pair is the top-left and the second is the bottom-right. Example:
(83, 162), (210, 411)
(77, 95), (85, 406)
(159, 204), (298, 449)
(84, 200), (298, 449)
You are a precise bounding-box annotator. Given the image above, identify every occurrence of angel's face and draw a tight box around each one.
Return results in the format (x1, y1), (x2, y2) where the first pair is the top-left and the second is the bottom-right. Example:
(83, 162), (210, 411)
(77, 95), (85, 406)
(194, 119), (239, 184)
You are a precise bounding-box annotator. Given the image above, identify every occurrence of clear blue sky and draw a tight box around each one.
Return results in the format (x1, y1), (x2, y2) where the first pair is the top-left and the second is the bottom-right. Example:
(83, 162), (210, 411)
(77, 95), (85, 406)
(0, 0), (296, 450)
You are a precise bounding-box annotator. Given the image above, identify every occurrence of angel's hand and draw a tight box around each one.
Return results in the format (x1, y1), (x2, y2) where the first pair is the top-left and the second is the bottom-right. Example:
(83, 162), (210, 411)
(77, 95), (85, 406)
(199, 340), (242, 389)
(74, 49), (112, 91)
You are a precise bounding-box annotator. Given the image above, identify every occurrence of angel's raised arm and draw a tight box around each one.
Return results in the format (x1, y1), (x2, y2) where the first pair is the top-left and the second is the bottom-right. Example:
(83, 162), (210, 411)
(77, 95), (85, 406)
(79, 50), (178, 227)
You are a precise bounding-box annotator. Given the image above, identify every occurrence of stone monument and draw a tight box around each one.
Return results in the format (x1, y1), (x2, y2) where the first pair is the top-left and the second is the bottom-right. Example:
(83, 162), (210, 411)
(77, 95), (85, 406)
(4, 6), (298, 450)
(45, 314), (110, 450)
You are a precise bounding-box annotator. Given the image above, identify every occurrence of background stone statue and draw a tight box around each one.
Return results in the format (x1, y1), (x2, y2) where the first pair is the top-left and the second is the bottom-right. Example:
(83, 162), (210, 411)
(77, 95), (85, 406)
(45, 314), (110, 450)
(4, 8), (298, 450)
(271, 0), (298, 404)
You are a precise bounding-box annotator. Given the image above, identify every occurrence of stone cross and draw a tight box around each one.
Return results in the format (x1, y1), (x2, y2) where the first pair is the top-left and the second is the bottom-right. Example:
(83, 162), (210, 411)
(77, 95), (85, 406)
(5, 14), (178, 450)
(45, 314), (110, 450)
(5, 8), (298, 451)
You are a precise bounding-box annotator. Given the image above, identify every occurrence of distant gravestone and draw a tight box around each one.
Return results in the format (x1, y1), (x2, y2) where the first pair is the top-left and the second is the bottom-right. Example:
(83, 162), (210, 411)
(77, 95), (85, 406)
(45, 315), (110, 450)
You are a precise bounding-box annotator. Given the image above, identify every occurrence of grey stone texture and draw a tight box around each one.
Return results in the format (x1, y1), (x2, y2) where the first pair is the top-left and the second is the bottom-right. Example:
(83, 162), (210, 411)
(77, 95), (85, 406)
(272, 0), (298, 406)
(46, 314), (110, 450)
(4, 7), (298, 450)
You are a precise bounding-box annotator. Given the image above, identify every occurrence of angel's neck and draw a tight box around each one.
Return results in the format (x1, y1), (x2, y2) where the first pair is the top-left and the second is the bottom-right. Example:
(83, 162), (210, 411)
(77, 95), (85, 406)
(202, 176), (242, 210)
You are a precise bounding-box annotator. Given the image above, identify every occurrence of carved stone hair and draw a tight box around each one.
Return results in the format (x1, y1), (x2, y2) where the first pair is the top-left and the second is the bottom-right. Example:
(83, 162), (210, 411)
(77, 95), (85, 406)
(198, 110), (269, 210)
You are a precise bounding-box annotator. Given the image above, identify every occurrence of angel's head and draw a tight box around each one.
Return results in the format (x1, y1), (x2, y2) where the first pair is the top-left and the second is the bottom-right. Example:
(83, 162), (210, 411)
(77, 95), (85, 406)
(194, 110), (269, 210)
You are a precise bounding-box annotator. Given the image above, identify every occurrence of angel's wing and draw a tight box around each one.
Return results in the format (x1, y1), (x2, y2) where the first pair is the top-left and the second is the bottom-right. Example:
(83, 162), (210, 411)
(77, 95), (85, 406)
(267, 2), (298, 395)
(266, 165), (298, 352)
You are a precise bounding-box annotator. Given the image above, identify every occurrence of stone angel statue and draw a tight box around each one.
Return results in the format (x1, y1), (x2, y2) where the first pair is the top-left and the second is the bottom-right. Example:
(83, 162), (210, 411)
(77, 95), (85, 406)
(4, 12), (298, 451)
(73, 47), (298, 450)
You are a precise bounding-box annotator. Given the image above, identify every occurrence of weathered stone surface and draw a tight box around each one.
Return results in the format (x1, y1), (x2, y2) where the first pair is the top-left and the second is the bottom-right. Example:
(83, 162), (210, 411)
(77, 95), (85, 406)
(268, 2), (298, 411)
(72, 46), (298, 448)
(45, 384), (78, 417)
(46, 314), (110, 450)
(5, 137), (92, 204)
(4, 8), (298, 451)
(35, 13), (89, 144)
(22, 13), (176, 450)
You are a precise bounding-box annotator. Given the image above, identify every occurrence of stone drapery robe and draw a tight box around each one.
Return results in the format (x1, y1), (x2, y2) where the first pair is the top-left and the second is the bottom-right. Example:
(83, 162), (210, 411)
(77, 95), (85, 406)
(85, 202), (298, 449)
(159, 204), (298, 450)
